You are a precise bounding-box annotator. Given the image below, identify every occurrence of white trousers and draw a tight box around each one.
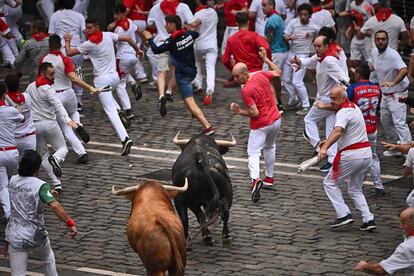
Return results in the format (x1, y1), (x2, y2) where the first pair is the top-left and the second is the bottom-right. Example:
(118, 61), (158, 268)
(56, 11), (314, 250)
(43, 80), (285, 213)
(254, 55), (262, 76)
(145, 46), (158, 81)
(16, 135), (37, 160)
(350, 36), (372, 62)
(6, 6), (23, 43)
(221, 26), (238, 55)
(0, 37), (15, 65)
(35, 120), (68, 186)
(367, 132), (383, 189)
(406, 189), (414, 207)
(247, 118), (282, 180)
(323, 157), (374, 223)
(57, 89), (86, 157)
(36, 0), (54, 25)
(282, 52), (310, 108)
(93, 73), (128, 142)
(9, 237), (57, 276)
(132, 20), (150, 80)
(271, 52), (288, 69)
(194, 47), (217, 93)
(0, 149), (18, 218)
(380, 91), (412, 144)
(304, 105), (337, 163)
(117, 58), (137, 110)
(73, 0), (90, 18)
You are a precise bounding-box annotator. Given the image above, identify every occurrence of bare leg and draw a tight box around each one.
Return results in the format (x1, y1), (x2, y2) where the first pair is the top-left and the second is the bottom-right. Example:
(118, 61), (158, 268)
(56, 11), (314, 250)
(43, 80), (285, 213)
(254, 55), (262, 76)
(183, 97), (210, 129)
(157, 71), (167, 98)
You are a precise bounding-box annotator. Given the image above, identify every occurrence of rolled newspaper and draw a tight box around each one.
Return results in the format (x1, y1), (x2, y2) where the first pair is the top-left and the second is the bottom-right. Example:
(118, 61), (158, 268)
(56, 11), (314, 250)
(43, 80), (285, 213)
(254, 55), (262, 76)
(298, 156), (319, 173)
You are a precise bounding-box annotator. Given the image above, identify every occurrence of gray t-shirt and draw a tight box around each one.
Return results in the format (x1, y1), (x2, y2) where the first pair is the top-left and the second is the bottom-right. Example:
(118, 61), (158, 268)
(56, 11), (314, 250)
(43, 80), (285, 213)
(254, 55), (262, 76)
(380, 236), (414, 276)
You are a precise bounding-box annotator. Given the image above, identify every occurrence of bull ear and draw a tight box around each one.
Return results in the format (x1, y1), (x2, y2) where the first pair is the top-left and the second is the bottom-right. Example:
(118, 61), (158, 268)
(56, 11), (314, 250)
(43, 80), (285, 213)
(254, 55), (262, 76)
(122, 190), (137, 201)
(166, 190), (178, 199)
(217, 145), (229, 155)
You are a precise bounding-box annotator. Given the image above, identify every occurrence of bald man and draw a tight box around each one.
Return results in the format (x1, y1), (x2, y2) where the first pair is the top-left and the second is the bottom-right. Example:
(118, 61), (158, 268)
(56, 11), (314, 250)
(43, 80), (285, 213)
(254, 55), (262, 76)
(316, 86), (374, 230)
(230, 48), (282, 203)
(355, 208), (414, 275)
(292, 35), (350, 173)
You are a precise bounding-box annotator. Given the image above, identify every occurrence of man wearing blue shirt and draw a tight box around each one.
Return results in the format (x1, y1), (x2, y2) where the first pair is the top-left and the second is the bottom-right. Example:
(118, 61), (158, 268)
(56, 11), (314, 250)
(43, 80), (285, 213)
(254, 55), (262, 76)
(143, 15), (214, 135)
(263, 0), (288, 114)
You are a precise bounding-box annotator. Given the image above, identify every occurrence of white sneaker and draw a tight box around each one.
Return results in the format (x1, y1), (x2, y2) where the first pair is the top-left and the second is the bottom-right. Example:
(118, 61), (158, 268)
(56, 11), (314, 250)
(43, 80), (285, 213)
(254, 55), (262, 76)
(383, 150), (402, 157)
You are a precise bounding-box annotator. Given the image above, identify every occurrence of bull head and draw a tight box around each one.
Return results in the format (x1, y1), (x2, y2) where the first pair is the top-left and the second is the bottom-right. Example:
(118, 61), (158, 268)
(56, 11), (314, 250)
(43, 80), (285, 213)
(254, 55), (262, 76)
(112, 178), (189, 196)
(173, 131), (237, 147)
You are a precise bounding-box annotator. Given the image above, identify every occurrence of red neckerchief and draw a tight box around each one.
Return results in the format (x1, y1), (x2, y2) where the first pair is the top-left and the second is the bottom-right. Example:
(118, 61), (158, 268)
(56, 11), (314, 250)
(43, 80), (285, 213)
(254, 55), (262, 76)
(32, 32), (48, 41)
(35, 76), (53, 87)
(195, 5), (208, 12)
(88, 30), (103, 44)
(116, 17), (130, 31)
(329, 42), (342, 55)
(408, 230), (414, 237)
(170, 29), (186, 39)
(47, 50), (75, 74)
(331, 99), (370, 180)
(7, 91), (25, 104)
(375, 7), (392, 22)
(319, 47), (339, 62)
(266, 9), (278, 18)
(160, 0), (180, 15)
(312, 6), (323, 13)
(0, 99), (5, 106)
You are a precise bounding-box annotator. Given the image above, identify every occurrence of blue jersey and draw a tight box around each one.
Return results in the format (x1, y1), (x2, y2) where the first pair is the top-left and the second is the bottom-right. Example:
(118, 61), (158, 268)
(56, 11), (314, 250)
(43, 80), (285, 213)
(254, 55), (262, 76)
(149, 30), (199, 80)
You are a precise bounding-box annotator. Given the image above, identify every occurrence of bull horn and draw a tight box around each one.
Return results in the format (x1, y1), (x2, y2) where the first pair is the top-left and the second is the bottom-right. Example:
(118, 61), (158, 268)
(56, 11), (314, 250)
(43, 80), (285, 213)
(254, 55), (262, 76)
(162, 177), (189, 192)
(112, 184), (142, 196)
(214, 132), (237, 147)
(173, 131), (190, 145)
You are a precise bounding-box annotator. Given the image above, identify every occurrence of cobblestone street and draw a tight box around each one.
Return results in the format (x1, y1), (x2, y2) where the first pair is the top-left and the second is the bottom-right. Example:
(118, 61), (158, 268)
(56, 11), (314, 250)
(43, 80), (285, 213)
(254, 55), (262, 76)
(0, 60), (411, 275)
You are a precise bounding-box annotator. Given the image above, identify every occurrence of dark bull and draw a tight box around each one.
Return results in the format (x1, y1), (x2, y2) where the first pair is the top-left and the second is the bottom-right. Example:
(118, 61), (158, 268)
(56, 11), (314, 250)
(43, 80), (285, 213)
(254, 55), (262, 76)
(171, 132), (236, 246)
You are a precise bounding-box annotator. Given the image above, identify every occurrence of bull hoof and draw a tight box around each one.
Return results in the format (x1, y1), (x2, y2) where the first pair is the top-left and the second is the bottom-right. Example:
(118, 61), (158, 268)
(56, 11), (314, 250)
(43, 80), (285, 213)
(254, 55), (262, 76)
(222, 234), (232, 244)
(203, 236), (214, 246)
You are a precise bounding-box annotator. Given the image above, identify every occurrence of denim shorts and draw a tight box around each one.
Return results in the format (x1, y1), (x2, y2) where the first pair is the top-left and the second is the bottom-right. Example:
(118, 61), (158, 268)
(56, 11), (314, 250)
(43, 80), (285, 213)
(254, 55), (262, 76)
(176, 77), (195, 99)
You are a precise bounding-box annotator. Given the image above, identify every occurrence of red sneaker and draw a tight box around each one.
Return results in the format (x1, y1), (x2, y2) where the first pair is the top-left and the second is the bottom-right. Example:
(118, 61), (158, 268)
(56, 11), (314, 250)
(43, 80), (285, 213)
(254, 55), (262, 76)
(263, 176), (274, 189)
(203, 94), (212, 106)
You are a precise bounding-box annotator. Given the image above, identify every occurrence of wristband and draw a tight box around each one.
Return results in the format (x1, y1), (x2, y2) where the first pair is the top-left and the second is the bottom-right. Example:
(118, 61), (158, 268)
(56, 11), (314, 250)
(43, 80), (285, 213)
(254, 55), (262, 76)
(66, 218), (76, 228)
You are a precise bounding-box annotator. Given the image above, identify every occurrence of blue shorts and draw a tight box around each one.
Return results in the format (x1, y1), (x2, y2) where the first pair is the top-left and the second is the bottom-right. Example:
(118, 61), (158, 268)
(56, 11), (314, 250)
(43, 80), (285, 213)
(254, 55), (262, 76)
(176, 77), (194, 100)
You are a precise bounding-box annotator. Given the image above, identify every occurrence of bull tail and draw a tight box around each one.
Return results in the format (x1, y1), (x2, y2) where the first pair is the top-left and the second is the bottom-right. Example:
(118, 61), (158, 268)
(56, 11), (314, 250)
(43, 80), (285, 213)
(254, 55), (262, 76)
(156, 216), (185, 276)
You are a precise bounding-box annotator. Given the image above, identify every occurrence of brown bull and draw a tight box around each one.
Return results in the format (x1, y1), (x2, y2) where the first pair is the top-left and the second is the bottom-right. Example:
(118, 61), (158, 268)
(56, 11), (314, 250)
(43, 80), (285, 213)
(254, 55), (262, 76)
(112, 179), (188, 276)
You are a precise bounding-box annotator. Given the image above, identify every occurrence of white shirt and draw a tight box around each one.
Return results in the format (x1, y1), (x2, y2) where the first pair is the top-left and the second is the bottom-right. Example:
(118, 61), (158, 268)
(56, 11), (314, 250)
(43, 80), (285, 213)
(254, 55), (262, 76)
(194, 8), (218, 50)
(5, 92), (35, 138)
(0, 105), (23, 147)
(284, 18), (320, 54)
(249, 0), (286, 36)
(335, 105), (372, 160)
(311, 9), (335, 29)
(41, 52), (74, 91)
(114, 19), (138, 59)
(411, 17), (414, 30)
(371, 46), (409, 94)
(361, 14), (406, 50)
(25, 82), (71, 123)
(48, 9), (86, 47)
(380, 236), (414, 276)
(295, 0), (309, 10)
(77, 32), (118, 76)
(147, 2), (193, 45)
(284, 8), (295, 27)
(301, 55), (350, 101)
(0, 0), (16, 14)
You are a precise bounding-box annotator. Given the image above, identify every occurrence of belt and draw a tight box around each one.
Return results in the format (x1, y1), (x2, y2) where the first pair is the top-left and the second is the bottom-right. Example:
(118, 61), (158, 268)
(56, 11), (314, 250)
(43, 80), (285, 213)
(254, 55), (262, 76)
(55, 89), (66, 93)
(383, 93), (395, 97)
(0, 146), (17, 151)
(17, 131), (36, 138)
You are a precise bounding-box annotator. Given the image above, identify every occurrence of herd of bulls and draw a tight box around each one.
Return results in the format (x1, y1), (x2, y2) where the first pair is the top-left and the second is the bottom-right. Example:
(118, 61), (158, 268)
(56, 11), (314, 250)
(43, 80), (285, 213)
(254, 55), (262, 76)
(112, 132), (237, 276)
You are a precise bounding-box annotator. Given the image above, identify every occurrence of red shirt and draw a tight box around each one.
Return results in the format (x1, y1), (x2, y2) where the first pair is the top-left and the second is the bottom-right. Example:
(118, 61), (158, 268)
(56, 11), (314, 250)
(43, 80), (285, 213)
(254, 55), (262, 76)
(241, 71), (281, 129)
(224, 0), (248, 27)
(222, 30), (271, 72)
(123, 0), (152, 21)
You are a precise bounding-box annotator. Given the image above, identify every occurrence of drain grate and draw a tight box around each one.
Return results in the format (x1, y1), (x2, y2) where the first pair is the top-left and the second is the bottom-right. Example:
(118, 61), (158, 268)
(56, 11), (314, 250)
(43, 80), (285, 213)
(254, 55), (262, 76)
(137, 169), (172, 184)
(383, 177), (412, 189)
